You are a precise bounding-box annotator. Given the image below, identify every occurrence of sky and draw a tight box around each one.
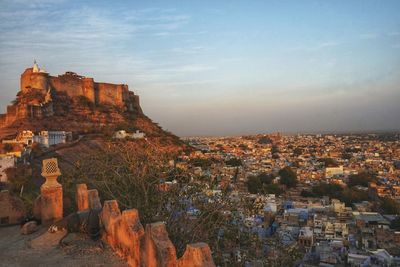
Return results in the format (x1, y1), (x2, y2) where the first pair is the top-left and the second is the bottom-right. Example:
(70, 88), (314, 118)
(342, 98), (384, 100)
(0, 0), (399, 136)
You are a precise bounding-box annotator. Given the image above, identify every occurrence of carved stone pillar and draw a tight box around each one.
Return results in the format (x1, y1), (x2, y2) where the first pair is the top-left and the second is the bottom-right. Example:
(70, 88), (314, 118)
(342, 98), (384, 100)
(40, 158), (63, 224)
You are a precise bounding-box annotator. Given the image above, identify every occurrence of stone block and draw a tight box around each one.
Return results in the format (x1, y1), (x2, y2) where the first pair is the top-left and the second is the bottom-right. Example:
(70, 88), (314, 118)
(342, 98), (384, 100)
(88, 189), (102, 210)
(100, 200), (121, 247)
(141, 222), (177, 267)
(114, 209), (144, 267)
(40, 186), (63, 224)
(76, 184), (89, 211)
(177, 243), (215, 267)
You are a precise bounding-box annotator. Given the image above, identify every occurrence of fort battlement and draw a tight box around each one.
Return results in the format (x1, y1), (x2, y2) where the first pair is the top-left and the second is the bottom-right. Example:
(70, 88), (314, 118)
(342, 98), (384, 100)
(20, 62), (135, 107)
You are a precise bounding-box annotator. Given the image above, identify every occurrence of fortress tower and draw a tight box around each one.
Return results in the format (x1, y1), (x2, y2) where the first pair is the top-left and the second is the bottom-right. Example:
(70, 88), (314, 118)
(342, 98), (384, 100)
(20, 61), (49, 92)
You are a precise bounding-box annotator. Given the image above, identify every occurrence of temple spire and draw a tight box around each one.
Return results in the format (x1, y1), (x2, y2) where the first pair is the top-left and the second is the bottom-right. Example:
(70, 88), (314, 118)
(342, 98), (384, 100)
(33, 59), (40, 73)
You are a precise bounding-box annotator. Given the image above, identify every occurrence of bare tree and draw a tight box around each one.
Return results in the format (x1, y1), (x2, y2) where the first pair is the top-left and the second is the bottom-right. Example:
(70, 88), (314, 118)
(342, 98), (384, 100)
(65, 141), (232, 257)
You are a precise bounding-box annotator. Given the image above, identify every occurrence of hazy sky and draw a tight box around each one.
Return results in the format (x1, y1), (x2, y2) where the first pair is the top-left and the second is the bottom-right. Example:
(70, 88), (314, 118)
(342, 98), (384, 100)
(0, 0), (399, 136)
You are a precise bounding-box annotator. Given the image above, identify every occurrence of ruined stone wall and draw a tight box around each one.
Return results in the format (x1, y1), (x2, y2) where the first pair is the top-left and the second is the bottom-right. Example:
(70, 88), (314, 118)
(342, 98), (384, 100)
(77, 184), (215, 267)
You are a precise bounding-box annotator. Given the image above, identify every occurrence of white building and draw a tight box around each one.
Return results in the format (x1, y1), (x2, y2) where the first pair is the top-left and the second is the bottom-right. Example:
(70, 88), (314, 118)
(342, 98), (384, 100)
(17, 130), (34, 145)
(113, 130), (128, 139)
(113, 130), (145, 139)
(132, 130), (145, 139)
(0, 156), (15, 183)
(2, 130), (34, 145)
(325, 166), (344, 178)
(33, 131), (72, 148)
(331, 199), (346, 213)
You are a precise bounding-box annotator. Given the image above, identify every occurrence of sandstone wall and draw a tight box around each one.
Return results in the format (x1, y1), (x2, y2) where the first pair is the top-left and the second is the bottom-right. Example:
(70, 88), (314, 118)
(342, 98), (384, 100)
(6, 105), (17, 124)
(82, 78), (96, 103)
(21, 69), (128, 107)
(50, 74), (84, 98)
(0, 114), (6, 127)
(96, 82), (125, 106)
(20, 68), (49, 92)
(77, 184), (215, 267)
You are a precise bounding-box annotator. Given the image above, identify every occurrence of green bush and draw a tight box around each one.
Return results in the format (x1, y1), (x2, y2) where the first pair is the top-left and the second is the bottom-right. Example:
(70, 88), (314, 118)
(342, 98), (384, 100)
(246, 175), (263, 194)
(225, 158), (242, 167)
(347, 172), (376, 187)
(278, 166), (298, 188)
(381, 198), (400, 214)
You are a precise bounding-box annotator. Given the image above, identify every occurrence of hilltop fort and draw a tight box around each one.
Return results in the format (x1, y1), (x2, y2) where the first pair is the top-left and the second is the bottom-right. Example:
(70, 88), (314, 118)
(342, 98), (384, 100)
(0, 61), (142, 128)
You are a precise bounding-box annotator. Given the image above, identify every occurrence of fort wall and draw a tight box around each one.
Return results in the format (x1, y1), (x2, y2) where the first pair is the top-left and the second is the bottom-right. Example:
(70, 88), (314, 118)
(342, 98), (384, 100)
(0, 114), (6, 127)
(82, 78), (96, 103)
(49, 74), (84, 98)
(6, 106), (17, 124)
(21, 67), (133, 107)
(96, 82), (125, 106)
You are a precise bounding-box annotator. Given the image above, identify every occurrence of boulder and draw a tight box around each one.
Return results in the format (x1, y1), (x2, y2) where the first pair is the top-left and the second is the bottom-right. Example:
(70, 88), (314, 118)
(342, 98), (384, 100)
(20, 221), (38, 235)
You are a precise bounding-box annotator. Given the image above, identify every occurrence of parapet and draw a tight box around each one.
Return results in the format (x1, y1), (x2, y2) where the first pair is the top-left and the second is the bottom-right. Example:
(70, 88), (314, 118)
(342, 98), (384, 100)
(77, 184), (216, 267)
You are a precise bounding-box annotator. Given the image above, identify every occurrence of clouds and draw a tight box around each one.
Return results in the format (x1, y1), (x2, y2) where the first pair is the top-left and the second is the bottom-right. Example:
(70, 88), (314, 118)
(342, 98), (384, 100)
(0, 1), (400, 136)
(0, 2), (211, 83)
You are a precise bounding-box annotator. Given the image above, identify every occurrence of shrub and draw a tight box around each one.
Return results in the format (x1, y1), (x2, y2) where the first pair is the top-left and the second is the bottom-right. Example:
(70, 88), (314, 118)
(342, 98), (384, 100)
(278, 166), (298, 188)
(225, 158), (242, 167)
(347, 172), (376, 187)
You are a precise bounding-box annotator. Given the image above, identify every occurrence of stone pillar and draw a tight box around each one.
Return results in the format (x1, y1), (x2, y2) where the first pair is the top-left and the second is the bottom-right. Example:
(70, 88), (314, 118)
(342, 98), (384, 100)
(177, 243), (215, 267)
(141, 222), (177, 267)
(40, 158), (63, 224)
(100, 200), (121, 248)
(88, 189), (102, 210)
(76, 184), (89, 211)
(115, 209), (145, 267)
